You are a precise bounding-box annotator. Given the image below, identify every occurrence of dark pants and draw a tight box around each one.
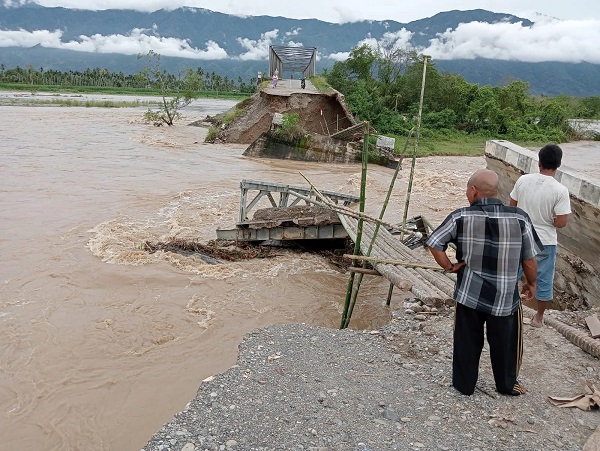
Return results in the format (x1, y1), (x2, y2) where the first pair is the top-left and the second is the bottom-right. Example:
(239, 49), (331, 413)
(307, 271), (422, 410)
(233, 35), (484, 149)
(453, 302), (523, 395)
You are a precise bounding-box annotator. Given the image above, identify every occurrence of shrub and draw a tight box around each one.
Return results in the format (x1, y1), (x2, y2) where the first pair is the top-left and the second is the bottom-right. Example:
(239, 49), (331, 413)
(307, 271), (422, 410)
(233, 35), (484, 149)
(205, 126), (219, 142)
(273, 113), (305, 141)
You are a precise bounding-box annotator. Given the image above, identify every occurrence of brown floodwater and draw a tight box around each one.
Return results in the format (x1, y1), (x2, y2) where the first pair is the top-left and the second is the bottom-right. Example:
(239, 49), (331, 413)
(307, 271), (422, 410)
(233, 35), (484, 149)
(0, 100), (485, 450)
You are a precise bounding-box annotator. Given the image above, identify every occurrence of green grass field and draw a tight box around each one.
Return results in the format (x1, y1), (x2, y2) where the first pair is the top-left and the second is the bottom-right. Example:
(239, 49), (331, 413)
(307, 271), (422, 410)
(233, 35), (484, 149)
(394, 135), (548, 158)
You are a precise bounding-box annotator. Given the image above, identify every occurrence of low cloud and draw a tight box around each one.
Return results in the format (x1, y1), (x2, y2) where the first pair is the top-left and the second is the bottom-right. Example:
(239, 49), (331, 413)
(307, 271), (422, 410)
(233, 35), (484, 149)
(285, 28), (301, 37)
(357, 28), (414, 53)
(0, 28), (63, 47)
(423, 19), (600, 64)
(0, 27), (228, 59)
(331, 6), (362, 24)
(236, 29), (278, 60)
(327, 51), (350, 61)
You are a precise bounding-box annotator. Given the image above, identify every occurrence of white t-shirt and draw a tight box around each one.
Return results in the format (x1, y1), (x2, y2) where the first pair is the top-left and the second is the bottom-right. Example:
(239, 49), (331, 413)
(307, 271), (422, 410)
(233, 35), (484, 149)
(510, 173), (571, 245)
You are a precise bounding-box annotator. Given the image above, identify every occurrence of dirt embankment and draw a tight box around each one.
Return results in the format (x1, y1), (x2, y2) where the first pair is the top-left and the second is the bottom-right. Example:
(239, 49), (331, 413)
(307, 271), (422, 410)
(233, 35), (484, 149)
(215, 90), (355, 144)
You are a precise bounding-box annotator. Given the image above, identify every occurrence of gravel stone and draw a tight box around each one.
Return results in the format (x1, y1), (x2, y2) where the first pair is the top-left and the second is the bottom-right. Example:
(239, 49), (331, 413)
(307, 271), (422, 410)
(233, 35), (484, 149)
(143, 308), (599, 450)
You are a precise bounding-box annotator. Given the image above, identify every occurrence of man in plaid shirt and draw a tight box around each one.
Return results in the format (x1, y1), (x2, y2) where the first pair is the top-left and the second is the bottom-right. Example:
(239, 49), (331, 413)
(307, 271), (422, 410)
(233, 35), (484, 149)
(426, 169), (542, 396)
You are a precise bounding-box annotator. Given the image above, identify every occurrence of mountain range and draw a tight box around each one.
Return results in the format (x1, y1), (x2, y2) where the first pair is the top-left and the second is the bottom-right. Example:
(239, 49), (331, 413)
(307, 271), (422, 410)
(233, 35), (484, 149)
(0, 3), (599, 97)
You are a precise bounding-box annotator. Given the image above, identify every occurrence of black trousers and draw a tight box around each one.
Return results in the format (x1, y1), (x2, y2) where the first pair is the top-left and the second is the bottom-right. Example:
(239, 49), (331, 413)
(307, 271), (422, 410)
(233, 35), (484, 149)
(453, 302), (523, 395)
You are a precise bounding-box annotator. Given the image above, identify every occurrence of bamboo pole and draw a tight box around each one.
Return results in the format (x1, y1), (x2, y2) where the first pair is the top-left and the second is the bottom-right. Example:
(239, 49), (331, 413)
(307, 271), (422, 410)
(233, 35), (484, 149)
(342, 128), (416, 328)
(298, 172), (414, 235)
(348, 267), (381, 276)
(401, 56), (428, 240)
(340, 122), (369, 329)
(286, 189), (410, 234)
(343, 254), (445, 271)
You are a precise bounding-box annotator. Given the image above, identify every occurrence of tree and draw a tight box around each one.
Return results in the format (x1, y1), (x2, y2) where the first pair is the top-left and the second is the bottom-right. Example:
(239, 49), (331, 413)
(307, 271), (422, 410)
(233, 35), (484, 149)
(346, 44), (378, 81)
(538, 100), (568, 129)
(138, 51), (198, 126)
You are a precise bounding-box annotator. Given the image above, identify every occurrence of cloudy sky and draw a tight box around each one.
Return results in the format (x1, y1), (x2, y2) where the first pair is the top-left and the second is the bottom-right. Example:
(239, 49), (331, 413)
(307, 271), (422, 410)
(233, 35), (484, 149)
(2, 0), (599, 64)
(3, 0), (599, 22)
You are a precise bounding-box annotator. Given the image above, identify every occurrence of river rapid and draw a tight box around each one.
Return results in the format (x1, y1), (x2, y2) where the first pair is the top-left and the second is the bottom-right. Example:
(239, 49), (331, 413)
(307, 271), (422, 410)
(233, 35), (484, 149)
(0, 99), (484, 450)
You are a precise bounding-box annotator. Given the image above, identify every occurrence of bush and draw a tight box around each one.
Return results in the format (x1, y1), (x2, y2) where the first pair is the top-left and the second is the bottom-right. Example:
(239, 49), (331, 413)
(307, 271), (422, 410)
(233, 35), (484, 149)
(222, 107), (243, 124)
(273, 113), (305, 141)
(422, 109), (458, 129)
(205, 126), (219, 142)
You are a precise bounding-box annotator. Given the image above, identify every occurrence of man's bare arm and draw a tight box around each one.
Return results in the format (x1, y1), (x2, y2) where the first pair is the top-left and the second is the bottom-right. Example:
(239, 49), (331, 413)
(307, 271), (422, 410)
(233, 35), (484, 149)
(553, 214), (568, 228)
(521, 256), (537, 301)
(429, 247), (452, 271)
(428, 247), (465, 273)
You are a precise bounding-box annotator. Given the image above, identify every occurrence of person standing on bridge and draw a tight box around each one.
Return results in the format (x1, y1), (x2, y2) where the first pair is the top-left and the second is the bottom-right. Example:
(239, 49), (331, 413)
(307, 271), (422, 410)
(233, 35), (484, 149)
(272, 70), (278, 88)
(509, 144), (571, 327)
(426, 169), (542, 396)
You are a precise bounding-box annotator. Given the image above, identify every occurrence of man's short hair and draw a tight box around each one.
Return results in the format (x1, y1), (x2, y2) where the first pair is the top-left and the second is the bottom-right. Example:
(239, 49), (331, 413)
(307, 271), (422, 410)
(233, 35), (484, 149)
(539, 144), (563, 170)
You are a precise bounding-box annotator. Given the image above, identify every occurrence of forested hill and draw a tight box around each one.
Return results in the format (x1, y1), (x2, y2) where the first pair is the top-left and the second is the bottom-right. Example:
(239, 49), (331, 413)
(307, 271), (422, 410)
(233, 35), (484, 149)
(0, 4), (599, 96)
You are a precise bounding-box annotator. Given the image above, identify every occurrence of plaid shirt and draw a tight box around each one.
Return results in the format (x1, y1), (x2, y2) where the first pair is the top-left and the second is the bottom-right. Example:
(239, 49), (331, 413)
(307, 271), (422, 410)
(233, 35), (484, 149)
(426, 198), (542, 316)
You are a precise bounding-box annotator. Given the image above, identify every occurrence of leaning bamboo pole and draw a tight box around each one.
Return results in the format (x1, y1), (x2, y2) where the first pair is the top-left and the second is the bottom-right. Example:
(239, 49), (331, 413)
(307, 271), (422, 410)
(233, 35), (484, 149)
(297, 172), (413, 235)
(342, 58), (432, 325)
(340, 122), (370, 328)
(286, 189), (410, 234)
(401, 56), (428, 241)
(342, 129), (416, 327)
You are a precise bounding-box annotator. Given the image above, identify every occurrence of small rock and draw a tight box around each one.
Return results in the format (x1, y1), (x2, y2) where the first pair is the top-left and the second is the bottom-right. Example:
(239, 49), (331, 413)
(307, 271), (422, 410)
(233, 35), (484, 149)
(383, 408), (400, 422)
(414, 314), (427, 321)
(401, 417), (411, 423)
(225, 439), (238, 447)
(527, 417), (535, 425)
(181, 444), (196, 451)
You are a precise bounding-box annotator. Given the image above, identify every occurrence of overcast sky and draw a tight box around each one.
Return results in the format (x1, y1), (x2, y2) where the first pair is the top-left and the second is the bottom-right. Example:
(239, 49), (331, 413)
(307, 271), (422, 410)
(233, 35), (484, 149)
(2, 0), (599, 64)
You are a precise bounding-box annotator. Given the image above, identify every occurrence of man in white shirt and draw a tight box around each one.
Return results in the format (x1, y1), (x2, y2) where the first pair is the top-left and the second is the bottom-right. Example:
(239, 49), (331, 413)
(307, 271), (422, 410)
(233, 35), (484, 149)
(510, 144), (571, 327)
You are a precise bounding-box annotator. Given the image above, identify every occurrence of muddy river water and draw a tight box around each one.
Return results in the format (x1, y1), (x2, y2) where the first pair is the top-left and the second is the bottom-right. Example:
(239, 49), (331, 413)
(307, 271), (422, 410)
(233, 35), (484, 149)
(0, 99), (485, 450)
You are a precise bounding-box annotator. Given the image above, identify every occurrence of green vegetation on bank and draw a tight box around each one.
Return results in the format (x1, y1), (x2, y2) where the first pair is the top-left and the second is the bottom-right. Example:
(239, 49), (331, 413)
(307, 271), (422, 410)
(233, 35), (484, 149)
(324, 45), (600, 147)
(0, 62), (254, 100)
(309, 75), (335, 94)
(2, 49), (599, 154)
